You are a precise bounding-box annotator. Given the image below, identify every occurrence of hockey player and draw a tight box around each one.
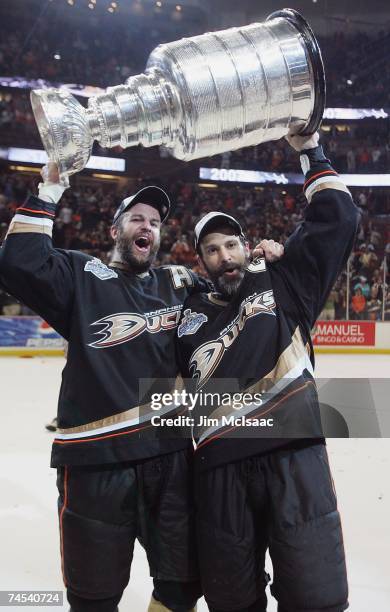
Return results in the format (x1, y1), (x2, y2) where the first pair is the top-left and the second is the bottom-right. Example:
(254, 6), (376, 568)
(0, 162), (283, 612)
(176, 132), (360, 612)
(0, 165), (207, 612)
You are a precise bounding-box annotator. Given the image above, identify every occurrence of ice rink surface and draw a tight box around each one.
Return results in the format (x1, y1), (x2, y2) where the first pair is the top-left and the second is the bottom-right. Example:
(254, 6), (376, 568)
(0, 354), (389, 611)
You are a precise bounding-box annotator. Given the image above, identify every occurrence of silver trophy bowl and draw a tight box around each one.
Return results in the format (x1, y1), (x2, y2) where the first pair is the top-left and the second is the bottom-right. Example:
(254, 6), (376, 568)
(31, 8), (325, 178)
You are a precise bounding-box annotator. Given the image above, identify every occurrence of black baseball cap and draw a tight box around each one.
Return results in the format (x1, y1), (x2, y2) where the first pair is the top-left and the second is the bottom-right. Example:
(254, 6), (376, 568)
(194, 212), (244, 251)
(113, 186), (170, 224)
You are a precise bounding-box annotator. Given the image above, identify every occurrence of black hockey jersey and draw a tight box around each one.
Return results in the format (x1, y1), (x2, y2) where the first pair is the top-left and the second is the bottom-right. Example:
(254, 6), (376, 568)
(0, 195), (210, 467)
(177, 157), (360, 472)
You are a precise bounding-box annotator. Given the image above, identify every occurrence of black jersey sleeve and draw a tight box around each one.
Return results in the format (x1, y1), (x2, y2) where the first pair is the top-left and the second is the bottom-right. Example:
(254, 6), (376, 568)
(270, 146), (360, 330)
(0, 195), (74, 338)
(188, 270), (213, 294)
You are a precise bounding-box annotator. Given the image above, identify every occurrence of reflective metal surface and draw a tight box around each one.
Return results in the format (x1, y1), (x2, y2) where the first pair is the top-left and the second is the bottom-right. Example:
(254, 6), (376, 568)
(31, 8), (325, 177)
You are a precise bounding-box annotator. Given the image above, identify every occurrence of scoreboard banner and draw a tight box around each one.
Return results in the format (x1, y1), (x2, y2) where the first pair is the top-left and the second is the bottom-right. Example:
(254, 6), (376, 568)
(0, 316), (64, 350)
(199, 167), (390, 187)
(312, 321), (376, 347)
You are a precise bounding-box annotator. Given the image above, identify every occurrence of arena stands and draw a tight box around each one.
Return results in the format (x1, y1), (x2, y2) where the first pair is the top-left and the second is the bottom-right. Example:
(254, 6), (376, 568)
(1, 89), (389, 176)
(0, 2), (389, 323)
(0, 8), (388, 106)
(1, 168), (389, 320)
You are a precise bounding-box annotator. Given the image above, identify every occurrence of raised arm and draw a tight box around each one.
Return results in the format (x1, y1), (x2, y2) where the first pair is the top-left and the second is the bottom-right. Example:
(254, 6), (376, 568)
(271, 132), (360, 330)
(0, 163), (74, 337)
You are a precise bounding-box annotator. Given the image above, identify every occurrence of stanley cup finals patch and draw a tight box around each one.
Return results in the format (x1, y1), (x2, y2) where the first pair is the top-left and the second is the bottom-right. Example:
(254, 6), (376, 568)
(178, 309), (208, 337)
(84, 258), (119, 280)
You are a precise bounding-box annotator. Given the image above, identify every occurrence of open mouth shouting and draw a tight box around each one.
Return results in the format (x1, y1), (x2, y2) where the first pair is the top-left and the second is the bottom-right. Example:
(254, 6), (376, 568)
(134, 234), (152, 255)
(220, 264), (241, 279)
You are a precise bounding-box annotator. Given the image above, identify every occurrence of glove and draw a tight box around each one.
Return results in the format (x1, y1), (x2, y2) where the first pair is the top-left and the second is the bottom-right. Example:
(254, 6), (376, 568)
(285, 131), (320, 152)
(38, 162), (70, 204)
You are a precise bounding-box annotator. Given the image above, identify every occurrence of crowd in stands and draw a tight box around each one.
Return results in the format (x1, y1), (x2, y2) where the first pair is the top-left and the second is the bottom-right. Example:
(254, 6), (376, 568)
(1, 89), (389, 176)
(0, 91), (36, 139)
(0, 6), (202, 90)
(0, 6), (388, 108)
(0, 5), (389, 321)
(1, 7), (389, 176)
(0, 169), (389, 320)
(323, 30), (390, 108)
(217, 123), (390, 174)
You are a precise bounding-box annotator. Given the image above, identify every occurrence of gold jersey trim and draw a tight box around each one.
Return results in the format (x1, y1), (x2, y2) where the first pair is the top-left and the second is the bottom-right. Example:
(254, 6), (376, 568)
(306, 181), (350, 204)
(6, 221), (52, 238)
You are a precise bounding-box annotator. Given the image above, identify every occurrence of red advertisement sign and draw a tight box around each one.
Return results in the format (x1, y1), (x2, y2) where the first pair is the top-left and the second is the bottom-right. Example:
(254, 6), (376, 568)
(312, 321), (376, 346)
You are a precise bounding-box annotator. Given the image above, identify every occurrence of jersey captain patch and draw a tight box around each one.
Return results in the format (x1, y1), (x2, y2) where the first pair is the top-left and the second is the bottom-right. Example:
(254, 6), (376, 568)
(84, 258), (118, 280)
(178, 309), (208, 338)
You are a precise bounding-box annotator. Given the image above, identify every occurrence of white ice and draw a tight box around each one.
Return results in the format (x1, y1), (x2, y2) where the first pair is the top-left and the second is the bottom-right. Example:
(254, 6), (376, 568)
(0, 354), (389, 611)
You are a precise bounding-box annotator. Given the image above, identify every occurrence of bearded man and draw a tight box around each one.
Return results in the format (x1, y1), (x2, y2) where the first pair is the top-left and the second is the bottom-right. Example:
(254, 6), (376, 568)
(0, 164), (207, 612)
(177, 132), (360, 612)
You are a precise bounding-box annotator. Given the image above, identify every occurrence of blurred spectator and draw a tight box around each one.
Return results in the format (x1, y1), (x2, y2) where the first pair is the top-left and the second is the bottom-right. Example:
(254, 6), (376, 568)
(320, 289), (338, 320)
(0, 167), (388, 321)
(0, 288), (22, 315)
(351, 287), (367, 320)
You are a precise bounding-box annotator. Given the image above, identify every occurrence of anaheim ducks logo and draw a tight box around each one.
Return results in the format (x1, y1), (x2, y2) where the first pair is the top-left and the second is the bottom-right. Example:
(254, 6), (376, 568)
(189, 341), (225, 388)
(89, 306), (182, 348)
(189, 289), (276, 388)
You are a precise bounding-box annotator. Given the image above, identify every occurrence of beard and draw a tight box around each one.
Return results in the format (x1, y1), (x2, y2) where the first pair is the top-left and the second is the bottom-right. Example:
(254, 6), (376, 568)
(206, 258), (249, 299)
(115, 230), (160, 273)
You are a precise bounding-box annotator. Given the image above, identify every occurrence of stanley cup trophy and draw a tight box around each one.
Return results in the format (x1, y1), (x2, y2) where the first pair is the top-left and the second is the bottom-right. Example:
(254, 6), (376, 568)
(30, 8), (325, 178)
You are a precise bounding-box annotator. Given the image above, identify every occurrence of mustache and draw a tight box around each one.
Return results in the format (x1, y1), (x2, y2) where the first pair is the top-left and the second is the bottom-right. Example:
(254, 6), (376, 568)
(217, 263), (241, 276)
